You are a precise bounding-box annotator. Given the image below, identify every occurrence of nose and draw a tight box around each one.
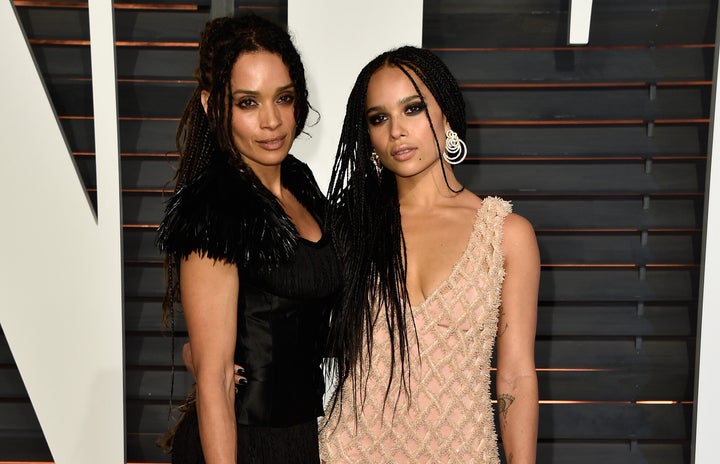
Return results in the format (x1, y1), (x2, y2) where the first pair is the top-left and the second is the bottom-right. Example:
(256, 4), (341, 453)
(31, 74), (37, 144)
(260, 103), (281, 130)
(389, 116), (406, 140)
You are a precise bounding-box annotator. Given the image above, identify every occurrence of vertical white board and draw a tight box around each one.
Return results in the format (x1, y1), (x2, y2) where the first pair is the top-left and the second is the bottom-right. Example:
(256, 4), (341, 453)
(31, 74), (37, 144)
(288, 0), (424, 191)
(0, 1), (124, 462)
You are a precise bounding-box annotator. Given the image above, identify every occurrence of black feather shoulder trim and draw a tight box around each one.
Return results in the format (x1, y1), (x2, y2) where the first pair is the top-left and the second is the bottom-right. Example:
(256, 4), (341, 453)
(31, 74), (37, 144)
(156, 153), (326, 271)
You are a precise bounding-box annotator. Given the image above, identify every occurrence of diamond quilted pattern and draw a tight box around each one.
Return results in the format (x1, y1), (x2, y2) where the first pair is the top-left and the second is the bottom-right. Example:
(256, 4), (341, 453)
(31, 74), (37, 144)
(321, 198), (511, 463)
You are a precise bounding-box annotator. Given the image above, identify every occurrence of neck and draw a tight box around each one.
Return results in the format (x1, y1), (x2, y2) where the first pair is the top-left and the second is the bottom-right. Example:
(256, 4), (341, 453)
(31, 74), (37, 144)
(396, 161), (463, 208)
(245, 159), (285, 197)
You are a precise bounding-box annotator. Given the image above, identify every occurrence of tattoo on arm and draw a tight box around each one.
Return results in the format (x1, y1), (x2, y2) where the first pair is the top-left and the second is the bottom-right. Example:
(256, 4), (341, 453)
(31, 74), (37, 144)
(497, 322), (509, 338)
(497, 393), (515, 426)
(497, 309), (509, 338)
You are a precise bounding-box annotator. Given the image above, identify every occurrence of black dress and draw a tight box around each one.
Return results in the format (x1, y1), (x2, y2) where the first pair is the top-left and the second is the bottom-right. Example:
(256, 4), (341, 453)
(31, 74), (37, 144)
(157, 153), (340, 464)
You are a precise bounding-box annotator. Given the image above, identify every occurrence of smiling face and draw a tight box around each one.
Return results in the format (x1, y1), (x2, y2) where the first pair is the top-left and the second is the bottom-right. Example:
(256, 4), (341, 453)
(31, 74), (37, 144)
(365, 65), (448, 178)
(226, 51), (297, 170)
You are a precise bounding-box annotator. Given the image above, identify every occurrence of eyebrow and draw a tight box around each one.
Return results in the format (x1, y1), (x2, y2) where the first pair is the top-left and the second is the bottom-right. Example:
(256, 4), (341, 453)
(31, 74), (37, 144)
(366, 94), (422, 114)
(232, 82), (295, 96)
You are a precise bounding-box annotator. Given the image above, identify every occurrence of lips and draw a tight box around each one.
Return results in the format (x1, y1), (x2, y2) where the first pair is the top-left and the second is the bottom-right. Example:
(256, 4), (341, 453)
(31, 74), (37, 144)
(256, 135), (287, 151)
(391, 144), (416, 161)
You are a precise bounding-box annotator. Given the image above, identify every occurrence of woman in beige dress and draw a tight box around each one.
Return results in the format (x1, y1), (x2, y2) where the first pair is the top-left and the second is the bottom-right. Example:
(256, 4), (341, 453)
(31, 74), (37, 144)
(321, 46), (540, 464)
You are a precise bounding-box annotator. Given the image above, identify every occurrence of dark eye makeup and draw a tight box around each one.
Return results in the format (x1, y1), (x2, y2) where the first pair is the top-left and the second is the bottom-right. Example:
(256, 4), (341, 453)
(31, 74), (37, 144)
(367, 112), (387, 126)
(277, 93), (296, 104)
(405, 101), (426, 115)
(236, 97), (257, 109)
(366, 99), (426, 126)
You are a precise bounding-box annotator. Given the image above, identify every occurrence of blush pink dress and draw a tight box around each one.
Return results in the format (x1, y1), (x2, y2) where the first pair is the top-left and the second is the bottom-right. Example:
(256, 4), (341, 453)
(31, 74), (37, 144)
(320, 198), (510, 463)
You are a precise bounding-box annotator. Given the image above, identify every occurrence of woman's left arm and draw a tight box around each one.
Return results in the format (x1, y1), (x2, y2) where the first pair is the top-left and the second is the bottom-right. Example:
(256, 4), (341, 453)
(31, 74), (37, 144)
(496, 213), (540, 464)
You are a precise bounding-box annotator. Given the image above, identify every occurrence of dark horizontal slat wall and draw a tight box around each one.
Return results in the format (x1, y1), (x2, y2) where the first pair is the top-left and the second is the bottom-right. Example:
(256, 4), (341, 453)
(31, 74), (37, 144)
(423, 0), (714, 462)
(2, 1), (713, 463)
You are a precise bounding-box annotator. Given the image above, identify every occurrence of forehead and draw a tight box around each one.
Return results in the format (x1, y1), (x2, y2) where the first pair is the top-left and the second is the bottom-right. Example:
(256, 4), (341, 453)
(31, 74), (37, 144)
(230, 51), (291, 89)
(366, 65), (433, 107)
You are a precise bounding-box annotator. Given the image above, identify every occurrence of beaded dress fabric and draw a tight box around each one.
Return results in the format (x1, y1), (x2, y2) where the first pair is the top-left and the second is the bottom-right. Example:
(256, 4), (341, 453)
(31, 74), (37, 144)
(320, 197), (511, 464)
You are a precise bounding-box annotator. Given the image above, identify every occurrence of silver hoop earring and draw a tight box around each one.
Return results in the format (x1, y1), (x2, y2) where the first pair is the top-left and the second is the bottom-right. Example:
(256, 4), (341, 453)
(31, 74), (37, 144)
(443, 129), (467, 165)
(371, 149), (383, 176)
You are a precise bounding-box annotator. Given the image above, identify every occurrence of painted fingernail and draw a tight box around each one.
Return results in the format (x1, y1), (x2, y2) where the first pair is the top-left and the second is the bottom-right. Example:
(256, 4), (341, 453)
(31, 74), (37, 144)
(238, 378), (248, 385)
(235, 367), (245, 374)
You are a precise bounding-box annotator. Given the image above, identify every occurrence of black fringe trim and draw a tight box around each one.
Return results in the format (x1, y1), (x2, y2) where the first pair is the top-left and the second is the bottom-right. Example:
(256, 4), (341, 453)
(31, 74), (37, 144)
(156, 153), (326, 272)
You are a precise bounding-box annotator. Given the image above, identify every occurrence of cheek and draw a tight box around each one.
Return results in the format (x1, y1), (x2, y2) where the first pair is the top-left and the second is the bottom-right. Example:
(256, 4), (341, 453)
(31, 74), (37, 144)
(229, 108), (242, 133)
(425, 118), (446, 149)
(367, 127), (384, 150)
(230, 114), (253, 145)
(436, 130), (447, 148)
(283, 107), (297, 128)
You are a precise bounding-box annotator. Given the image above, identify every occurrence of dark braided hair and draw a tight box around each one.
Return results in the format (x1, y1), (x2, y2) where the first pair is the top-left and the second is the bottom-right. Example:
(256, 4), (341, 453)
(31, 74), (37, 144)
(162, 13), (311, 328)
(324, 46), (467, 420)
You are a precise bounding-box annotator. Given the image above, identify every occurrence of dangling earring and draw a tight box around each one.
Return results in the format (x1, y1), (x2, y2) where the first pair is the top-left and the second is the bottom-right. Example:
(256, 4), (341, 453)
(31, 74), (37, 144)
(443, 128), (467, 165)
(371, 149), (383, 176)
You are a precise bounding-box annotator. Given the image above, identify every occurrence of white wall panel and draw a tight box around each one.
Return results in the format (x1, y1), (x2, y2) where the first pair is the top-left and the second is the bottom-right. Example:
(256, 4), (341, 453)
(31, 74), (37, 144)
(693, 6), (720, 463)
(0, 1), (124, 463)
(288, 0), (423, 191)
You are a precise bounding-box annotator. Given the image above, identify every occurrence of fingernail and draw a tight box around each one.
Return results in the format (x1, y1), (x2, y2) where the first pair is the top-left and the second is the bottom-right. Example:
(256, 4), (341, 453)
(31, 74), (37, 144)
(238, 378), (248, 385)
(235, 367), (245, 374)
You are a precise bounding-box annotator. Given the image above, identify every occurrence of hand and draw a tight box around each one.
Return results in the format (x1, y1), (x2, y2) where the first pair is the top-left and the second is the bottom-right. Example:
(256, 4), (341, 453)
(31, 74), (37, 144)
(233, 365), (246, 387)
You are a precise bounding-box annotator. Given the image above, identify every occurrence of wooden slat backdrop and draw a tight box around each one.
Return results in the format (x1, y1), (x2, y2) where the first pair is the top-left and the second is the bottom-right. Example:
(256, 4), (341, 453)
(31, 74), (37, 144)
(1, 0), (713, 462)
(423, 0), (712, 463)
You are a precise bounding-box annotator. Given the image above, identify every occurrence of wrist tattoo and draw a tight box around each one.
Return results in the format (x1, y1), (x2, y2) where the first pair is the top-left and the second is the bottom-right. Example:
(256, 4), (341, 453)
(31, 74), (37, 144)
(497, 310), (509, 338)
(497, 322), (509, 338)
(497, 393), (515, 425)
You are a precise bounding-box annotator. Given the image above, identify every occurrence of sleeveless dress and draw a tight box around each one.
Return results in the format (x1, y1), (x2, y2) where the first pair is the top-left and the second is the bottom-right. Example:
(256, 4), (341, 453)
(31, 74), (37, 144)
(157, 153), (340, 464)
(320, 198), (511, 464)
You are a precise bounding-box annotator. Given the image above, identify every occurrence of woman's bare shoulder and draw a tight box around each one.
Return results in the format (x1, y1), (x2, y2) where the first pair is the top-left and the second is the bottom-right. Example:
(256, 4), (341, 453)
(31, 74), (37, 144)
(502, 212), (538, 259)
(504, 212), (534, 233)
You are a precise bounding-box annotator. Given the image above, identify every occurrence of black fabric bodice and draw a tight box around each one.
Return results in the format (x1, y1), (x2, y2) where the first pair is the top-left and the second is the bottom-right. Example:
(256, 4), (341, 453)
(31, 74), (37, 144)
(235, 234), (339, 426)
(156, 152), (340, 429)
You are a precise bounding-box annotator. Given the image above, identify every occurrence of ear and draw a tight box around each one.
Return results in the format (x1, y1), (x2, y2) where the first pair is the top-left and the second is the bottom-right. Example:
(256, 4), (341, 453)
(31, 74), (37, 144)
(200, 90), (209, 114)
(442, 115), (450, 134)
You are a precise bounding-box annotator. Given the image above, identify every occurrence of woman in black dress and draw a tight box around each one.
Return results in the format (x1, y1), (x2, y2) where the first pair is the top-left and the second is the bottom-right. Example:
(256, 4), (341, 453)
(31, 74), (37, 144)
(156, 13), (339, 463)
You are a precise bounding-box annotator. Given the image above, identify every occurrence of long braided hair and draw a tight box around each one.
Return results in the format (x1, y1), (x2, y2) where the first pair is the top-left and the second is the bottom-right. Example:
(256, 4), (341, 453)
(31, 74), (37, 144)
(161, 13), (311, 329)
(325, 46), (467, 420)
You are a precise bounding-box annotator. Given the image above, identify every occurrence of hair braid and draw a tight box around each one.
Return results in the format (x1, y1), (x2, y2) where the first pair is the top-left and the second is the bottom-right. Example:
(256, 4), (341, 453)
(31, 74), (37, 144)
(325, 46), (467, 422)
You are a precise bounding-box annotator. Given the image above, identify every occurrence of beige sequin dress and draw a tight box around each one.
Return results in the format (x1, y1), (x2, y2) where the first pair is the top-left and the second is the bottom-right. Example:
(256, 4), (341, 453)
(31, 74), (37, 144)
(320, 197), (511, 464)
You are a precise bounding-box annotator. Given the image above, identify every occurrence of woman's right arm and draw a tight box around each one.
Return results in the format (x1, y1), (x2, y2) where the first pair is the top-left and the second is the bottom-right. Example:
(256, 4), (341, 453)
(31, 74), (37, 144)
(181, 251), (239, 464)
